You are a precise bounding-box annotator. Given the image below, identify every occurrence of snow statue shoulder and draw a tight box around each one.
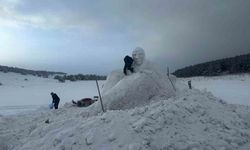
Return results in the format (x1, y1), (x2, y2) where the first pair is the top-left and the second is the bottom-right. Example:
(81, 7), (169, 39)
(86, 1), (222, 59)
(92, 47), (175, 112)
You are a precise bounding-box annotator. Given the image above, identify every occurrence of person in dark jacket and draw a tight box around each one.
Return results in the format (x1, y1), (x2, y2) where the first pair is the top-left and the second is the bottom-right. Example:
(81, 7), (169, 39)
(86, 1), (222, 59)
(50, 92), (60, 109)
(123, 55), (134, 75)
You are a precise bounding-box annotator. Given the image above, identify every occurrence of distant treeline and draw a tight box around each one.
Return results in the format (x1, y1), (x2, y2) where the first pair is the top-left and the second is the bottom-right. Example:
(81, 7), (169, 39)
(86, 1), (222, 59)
(54, 74), (106, 82)
(0, 65), (66, 78)
(173, 53), (250, 77)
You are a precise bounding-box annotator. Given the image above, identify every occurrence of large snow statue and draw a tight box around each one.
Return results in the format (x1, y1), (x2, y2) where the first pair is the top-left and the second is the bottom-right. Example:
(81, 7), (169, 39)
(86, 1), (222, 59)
(99, 47), (175, 111)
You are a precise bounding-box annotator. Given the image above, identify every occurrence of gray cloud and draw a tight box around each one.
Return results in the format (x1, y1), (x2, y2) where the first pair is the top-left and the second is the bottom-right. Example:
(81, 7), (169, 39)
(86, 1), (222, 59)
(0, 0), (250, 74)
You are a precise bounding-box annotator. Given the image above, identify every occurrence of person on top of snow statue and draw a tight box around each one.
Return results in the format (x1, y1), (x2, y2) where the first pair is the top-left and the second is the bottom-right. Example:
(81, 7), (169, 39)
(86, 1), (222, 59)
(123, 55), (134, 75)
(88, 47), (176, 112)
(101, 47), (148, 95)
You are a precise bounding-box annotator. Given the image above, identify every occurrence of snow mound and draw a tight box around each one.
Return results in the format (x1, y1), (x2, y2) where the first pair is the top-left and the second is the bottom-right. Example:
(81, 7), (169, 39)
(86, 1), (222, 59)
(1, 82), (250, 150)
(88, 47), (175, 112)
(90, 61), (176, 112)
(103, 69), (175, 110)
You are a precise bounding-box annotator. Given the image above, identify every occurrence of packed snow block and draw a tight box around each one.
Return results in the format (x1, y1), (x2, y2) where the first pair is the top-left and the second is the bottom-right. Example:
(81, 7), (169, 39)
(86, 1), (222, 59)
(101, 70), (125, 94)
(99, 68), (175, 111)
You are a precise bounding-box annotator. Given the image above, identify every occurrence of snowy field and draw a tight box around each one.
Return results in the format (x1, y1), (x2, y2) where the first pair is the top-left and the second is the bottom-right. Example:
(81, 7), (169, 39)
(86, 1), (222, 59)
(1, 72), (250, 149)
(181, 74), (250, 106)
(0, 72), (104, 115)
(1, 72), (249, 115)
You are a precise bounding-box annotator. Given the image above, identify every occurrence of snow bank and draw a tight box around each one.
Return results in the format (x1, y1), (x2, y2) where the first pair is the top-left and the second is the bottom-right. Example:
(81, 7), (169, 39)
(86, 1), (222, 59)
(100, 69), (175, 111)
(1, 81), (250, 150)
(88, 47), (176, 112)
(91, 59), (176, 112)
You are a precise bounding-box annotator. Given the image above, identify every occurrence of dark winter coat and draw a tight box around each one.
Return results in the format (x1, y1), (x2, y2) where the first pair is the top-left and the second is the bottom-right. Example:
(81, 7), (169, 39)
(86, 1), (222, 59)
(123, 55), (134, 75)
(52, 93), (60, 104)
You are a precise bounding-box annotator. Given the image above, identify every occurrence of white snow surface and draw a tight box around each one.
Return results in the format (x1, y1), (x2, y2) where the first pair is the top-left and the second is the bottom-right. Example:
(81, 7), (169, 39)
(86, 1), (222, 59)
(1, 71), (250, 149)
(1, 81), (250, 150)
(0, 72), (103, 108)
(182, 74), (250, 106)
(96, 61), (175, 112)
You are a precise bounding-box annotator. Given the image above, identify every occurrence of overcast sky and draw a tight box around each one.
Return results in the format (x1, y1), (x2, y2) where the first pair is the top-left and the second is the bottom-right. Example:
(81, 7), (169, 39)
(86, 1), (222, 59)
(0, 0), (250, 75)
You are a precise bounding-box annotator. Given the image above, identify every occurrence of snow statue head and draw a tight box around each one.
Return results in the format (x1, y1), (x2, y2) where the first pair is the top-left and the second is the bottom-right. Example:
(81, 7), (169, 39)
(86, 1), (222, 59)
(132, 47), (145, 66)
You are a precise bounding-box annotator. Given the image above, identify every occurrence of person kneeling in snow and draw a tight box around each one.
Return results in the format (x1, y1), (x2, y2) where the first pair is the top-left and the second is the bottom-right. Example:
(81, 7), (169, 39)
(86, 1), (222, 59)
(72, 98), (97, 107)
(123, 55), (134, 75)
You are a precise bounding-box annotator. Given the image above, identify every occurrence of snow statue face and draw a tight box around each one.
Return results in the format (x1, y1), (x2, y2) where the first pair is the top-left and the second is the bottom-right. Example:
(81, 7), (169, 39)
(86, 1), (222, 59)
(132, 47), (145, 66)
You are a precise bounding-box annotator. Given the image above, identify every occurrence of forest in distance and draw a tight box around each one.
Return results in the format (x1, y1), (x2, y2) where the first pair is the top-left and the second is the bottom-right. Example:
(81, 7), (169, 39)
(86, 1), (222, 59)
(174, 53), (250, 77)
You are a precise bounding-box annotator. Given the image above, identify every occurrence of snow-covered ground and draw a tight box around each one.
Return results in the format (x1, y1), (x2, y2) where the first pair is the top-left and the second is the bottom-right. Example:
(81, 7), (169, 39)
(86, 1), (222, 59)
(1, 72), (249, 115)
(0, 72), (250, 150)
(181, 74), (250, 106)
(0, 72), (104, 115)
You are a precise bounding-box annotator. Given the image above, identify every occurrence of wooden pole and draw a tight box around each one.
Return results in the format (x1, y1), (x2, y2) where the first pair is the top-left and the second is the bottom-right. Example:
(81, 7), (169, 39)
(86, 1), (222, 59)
(167, 66), (176, 91)
(95, 79), (105, 112)
(167, 66), (170, 77)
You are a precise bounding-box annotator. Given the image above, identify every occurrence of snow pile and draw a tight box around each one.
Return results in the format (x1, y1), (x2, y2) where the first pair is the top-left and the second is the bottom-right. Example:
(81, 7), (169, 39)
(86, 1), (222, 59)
(1, 82), (250, 150)
(1, 47), (250, 149)
(91, 48), (175, 112)
(98, 67), (175, 111)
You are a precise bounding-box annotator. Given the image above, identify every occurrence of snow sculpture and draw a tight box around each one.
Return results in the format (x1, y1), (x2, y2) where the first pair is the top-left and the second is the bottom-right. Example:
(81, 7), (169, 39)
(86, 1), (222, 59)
(132, 47), (145, 72)
(96, 47), (176, 111)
